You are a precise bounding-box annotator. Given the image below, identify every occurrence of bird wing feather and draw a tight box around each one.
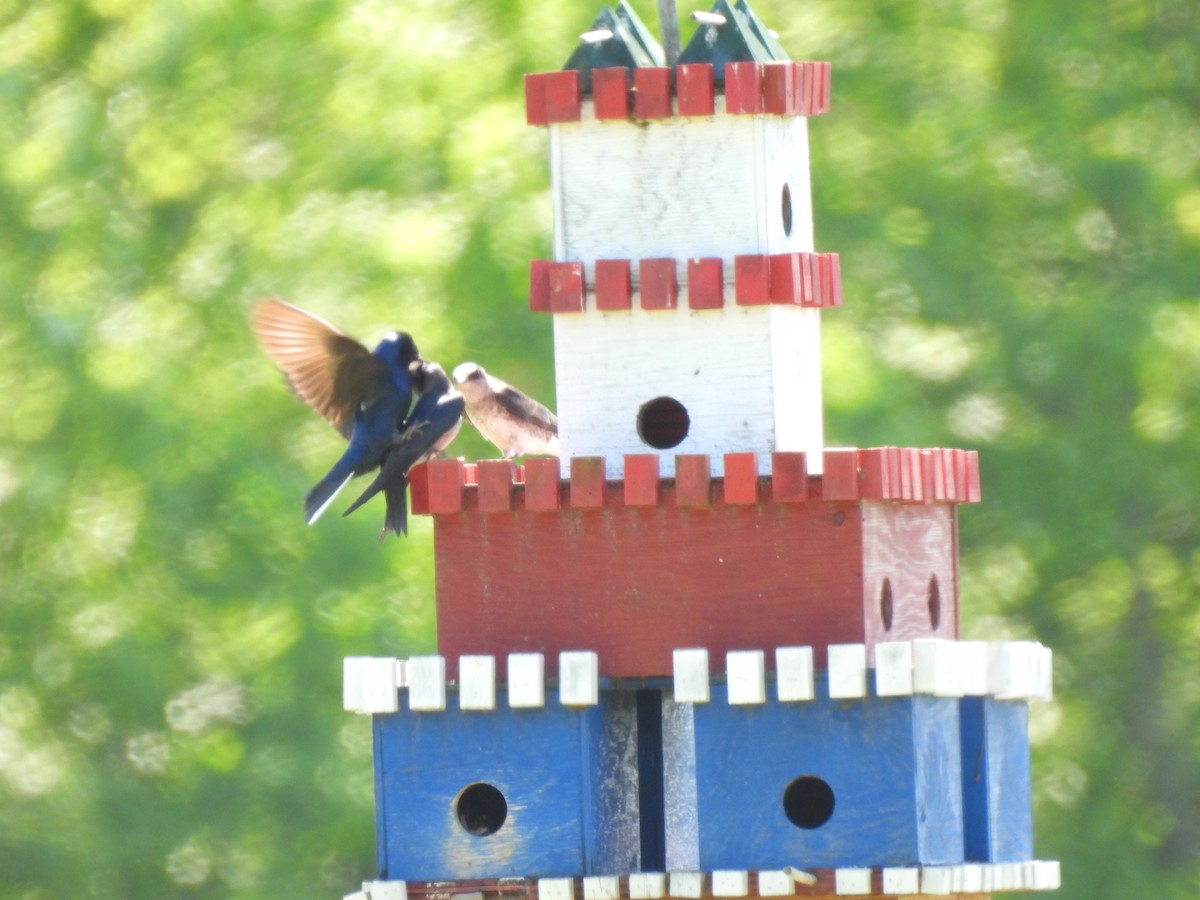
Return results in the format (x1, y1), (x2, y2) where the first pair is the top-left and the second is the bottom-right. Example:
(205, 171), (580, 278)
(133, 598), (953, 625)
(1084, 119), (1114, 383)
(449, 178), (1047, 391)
(491, 383), (558, 435)
(252, 298), (388, 438)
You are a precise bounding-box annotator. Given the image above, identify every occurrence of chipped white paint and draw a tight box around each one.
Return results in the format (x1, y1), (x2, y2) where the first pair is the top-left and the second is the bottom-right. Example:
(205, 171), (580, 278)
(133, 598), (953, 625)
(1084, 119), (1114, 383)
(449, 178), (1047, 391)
(583, 876), (621, 900)
(833, 868), (871, 895)
(755, 870), (795, 896)
(538, 878), (574, 900)
(774, 646), (815, 702)
(668, 871), (705, 898)
(628, 873), (667, 899)
(873, 641), (914, 697)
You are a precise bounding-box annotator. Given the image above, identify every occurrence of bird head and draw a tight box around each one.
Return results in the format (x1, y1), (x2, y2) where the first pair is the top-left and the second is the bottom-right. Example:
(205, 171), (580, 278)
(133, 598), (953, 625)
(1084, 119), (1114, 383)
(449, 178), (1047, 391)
(380, 331), (421, 367)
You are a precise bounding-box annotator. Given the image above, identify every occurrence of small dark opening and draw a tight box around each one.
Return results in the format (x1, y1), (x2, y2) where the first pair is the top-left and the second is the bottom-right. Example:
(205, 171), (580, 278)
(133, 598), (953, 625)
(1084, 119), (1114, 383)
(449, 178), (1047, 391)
(927, 574), (942, 630)
(781, 183), (793, 236)
(880, 577), (894, 631)
(637, 397), (690, 449)
(456, 782), (507, 836)
(783, 775), (835, 829)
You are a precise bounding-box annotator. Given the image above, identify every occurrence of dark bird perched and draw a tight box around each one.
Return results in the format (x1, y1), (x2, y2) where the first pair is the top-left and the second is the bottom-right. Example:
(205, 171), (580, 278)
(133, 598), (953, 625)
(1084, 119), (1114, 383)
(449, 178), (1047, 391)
(343, 361), (465, 537)
(251, 298), (420, 524)
(452, 362), (559, 459)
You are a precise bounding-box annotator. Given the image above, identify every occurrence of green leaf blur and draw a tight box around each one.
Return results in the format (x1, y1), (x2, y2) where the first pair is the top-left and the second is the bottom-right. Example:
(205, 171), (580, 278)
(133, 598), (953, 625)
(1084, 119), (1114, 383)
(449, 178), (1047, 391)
(2, 0), (1198, 897)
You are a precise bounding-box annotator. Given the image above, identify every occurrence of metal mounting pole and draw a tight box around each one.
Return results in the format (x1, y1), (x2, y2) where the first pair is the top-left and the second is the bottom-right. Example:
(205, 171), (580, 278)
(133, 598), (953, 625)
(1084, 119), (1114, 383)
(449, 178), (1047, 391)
(657, 0), (681, 66)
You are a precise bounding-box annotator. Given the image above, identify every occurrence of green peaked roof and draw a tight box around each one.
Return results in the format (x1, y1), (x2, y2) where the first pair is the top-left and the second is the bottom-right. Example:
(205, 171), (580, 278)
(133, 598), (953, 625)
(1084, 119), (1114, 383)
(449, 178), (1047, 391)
(677, 0), (790, 84)
(563, 1), (666, 93)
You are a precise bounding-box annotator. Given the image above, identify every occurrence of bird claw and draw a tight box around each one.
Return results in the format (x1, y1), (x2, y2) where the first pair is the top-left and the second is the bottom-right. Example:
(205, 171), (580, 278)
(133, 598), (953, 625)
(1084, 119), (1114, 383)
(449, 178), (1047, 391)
(392, 420), (429, 446)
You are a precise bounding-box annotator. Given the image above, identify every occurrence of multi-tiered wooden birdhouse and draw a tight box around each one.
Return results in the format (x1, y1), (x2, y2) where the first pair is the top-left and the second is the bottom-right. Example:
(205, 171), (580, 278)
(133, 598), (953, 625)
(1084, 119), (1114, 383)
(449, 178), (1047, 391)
(342, 3), (1060, 898)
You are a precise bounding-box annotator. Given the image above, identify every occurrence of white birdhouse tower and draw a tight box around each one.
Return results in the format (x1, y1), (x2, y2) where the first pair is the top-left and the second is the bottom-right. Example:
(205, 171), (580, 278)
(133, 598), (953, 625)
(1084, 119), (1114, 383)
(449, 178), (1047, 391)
(526, 0), (838, 478)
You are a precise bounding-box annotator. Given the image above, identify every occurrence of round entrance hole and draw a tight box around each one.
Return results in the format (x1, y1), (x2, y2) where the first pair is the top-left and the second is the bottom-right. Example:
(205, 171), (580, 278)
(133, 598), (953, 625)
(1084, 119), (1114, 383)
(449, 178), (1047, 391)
(637, 396), (690, 450)
(782, 775), (835, 829)
(456, 782), (508, 836)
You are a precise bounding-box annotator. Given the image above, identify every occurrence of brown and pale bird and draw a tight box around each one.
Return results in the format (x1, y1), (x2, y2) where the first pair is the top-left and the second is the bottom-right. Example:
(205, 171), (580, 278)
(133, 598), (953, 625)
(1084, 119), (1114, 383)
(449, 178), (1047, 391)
(451, 362), (559, 459)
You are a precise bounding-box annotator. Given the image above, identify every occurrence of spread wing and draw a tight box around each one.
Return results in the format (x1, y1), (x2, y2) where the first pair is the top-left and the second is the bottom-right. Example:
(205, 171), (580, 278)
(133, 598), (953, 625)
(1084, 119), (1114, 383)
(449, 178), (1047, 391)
(493, 382), (558, 435)
(252, 298), (387, 438)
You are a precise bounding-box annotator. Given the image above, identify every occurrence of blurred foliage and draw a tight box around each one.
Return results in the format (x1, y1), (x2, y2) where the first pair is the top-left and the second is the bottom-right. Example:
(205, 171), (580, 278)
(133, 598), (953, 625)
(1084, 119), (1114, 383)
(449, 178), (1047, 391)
(1, 0), (1198, 896)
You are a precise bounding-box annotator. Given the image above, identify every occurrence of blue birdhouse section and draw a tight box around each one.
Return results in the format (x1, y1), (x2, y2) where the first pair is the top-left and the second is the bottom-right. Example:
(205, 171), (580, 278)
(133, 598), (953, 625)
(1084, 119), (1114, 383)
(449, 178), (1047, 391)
(960, 696), (1034, 863)
(372, 689), (643, 882)
(685, 686), (965, 870)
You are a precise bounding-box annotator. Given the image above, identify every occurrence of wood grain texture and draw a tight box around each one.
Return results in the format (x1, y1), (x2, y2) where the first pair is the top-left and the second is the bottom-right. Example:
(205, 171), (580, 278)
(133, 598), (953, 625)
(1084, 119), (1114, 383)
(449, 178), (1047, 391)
(960, 698), (1034, 862)
(688, 689), (964, 868)
(551, 305), (823, 479)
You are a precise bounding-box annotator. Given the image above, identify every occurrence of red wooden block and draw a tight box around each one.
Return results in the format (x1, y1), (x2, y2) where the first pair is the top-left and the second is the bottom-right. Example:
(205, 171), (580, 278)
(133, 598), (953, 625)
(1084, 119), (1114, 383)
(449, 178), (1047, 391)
(771, 451), (808, 502)
(524, 71), (581, 124)
(624, 454), (661, 507)
(549, 261), (586, 313)
(676, 63), (715, 116)
(675, 454), (712, 507)
(965, 450), (982, 502)
(722, 452), (760, 504)
(820, 252), (843, 307)
(409, 461), (431, 515)
(426, 458), (465, 514)
(769, 253), (801, 304)
(822, 448), (860, 500)
(592, 67), (631, 120)
(800, 61), (819, 116)
(763, 61), (799, 116)
(639, 257), (678, 310)
(633, 67), (672, 119)
(570, 456), (607, 508)
(524, 72), (548, 126)
(524, 457), (561, 511)
(687, 257), (724, 309)
(595, 258), (633, 311)
(924, 449), (944, 502)
(858, 447), (890, 500)
(734, 254), (771, 305)
(476, 459), (516, 512)
(799, 252), (818, 306)
(725, 61), (763, 114)
(907, 448), (926, 502)
(818, 61), (832, 114)
(886, 446), (904, 500)
(529, 259), (551, 312)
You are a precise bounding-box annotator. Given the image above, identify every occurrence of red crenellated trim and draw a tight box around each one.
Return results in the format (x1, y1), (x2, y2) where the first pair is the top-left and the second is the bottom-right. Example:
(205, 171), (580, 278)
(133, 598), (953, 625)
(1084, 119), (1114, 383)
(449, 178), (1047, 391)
(633, 67), (672, 119)
(407, 448), (981, 518)
(676, 63), (716, 116)
(592, 67), (630, 120)
(639, 258), (678, 310)
(524, 71), (582, 125)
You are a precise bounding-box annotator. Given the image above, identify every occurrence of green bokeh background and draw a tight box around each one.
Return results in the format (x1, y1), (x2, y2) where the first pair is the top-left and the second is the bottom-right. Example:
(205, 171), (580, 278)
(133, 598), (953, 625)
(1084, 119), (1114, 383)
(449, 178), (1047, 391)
(2, 0), (1199, 896)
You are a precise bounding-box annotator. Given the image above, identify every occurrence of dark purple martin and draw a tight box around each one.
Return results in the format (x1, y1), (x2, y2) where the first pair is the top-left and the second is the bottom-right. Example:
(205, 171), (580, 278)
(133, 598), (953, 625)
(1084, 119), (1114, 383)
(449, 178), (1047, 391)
(451, 362), (559, 459)
(343, 361), (464, 537)
(251, 298), (419, 524)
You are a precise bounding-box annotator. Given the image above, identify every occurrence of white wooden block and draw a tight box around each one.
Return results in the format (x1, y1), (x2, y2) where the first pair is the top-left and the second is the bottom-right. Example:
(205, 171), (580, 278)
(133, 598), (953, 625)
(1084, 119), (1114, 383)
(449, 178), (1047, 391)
(365, 882), (408, 900)
(628, 873), (667, 899)
(775, 646), (815, 702)
(919, 866), (954, 895)
(1030, 860), (1061, 890)
(833, 868), (871, 895)
(959, 864), (983, 892)
(755, 871), (794, 896)
(672, 649), (711, 703)
(873, 641), (914, 696)
(394, 658), (408, 688)
(881, 868), (919, 894)
(538, 878), (575, 900)
(989, 641), (1041, 699)
(912, 639), (963, 697)
(959, 641), (990, 696)
(711, 870), (749, 897)
(726, 650), (766, 704)
(360, 657), (401, 715)
(1037, 644), (1054, 701)
(344, 891), (368, 900)
(827, 644), (867, 699)
(668, 871), (705, 898)
(508, 653), (546, 708)
(583, 876), (620, 900)
(458, 655), (496, 711)
(407, 655), (446, 712)
(559, 651), (600, 706)
(343, 657), (366, 712)
(994, 862), (1021, 891)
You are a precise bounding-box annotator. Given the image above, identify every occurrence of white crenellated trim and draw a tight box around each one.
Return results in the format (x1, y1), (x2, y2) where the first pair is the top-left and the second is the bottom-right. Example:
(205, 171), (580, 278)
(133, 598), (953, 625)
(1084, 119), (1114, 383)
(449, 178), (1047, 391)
(408, 655), (447, 712)
(583, 876), (621, 900)
(756, 870), (795, 896)
(458, 655), (497, 711)
(959, 641), (990, 696)
(833, 867), (872, 895)
(873, 641), (914, 697)
(560, 651), (600, 707)
(774, 646), (814, 702)
(343, 656), (404, 715)
(348, 881), (408, 900)
(508, 652), (547, 708)
(881, 867), (919, 894)
(827, 644), (868, 699)
(673, 648), (711, 703)
(726, 650), (767, 705)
